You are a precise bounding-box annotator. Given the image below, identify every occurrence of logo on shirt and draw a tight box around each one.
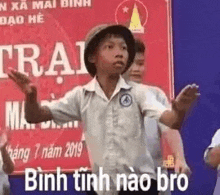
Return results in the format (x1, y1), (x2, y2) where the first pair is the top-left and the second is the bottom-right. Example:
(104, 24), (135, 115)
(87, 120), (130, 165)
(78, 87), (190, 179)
(120, 94), (132, 107)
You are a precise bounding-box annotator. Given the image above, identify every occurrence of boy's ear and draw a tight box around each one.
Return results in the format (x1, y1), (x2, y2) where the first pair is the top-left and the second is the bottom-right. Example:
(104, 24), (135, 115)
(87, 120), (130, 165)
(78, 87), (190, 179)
(88, 54), (96, 63)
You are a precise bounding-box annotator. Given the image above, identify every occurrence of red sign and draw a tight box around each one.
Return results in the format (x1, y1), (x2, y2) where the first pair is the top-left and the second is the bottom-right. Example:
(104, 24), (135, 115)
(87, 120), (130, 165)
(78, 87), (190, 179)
(0, 0), (173, 173)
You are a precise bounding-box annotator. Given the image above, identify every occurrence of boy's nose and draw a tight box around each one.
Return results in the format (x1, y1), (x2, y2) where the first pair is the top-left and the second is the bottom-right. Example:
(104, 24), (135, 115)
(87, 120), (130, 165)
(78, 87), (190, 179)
(115, 53), (123, 58)
(131, 64), (140, 72)
(114, 47), (124, 58)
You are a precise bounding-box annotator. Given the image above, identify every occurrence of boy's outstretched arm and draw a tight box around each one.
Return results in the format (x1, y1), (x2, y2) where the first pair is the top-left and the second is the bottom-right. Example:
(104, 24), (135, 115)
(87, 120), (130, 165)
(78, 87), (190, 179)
(8, 68), (52, 123)
(0, 131), (14, 174)
(160, 84), (199, 129)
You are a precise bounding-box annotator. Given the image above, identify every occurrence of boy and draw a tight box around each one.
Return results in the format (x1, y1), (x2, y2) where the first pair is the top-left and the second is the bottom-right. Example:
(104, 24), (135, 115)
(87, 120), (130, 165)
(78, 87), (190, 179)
(124, 39), (191, 195)
(204, 129), (220, 195)
(8, 24), (198, 194)
(0, 130), (14, 195)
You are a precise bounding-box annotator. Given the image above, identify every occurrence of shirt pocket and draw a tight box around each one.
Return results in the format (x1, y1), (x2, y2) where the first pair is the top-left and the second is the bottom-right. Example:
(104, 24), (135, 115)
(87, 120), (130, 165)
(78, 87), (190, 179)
(117, 105), (142, 138)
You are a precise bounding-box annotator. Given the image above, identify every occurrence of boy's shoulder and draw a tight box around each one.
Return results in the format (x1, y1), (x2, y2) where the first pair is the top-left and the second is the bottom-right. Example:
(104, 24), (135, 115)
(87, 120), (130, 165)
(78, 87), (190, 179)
(126, 80), (149, 90)
(146, 85), (167, 98)
(127, 81), (165, 95)
(126, 81), (157, 100)
(66, 79), (96, 95)
(126, 81), (169, 106)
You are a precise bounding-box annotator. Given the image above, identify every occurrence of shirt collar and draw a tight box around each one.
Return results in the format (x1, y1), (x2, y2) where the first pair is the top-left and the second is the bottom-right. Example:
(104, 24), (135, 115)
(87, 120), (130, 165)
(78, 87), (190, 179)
(83, 75), (132, 92)
(83, 77), (96, 92)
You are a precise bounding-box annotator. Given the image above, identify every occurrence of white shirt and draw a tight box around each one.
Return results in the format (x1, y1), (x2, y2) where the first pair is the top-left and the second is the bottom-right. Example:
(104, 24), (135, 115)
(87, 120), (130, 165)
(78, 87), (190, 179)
(0, 151), (10, 195)
(48, 76), (168, 193)
(204, 129), (220, 165)
(204, 129), (220, 195)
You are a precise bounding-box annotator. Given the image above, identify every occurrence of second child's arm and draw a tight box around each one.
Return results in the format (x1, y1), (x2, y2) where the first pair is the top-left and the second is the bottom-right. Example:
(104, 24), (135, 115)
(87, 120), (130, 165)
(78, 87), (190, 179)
(205, 146), (220, 168)
(8, 69), (52, 123)
(162, 130), (191, 174)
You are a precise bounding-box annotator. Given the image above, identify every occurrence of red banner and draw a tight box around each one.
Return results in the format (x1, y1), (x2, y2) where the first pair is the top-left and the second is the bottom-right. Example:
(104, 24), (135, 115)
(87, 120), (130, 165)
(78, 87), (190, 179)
(0, 0), (173, 173)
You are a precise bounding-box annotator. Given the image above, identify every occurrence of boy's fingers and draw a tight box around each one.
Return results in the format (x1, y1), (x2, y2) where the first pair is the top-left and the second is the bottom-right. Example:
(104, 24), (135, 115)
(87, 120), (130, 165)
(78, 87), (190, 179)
(9, 73), (34, 95)
(8, 72), (18, 83)
(178, 84), (200, 100)
(188, 85), (199, 95)
(13, 71), (30, 84)
(176, 85), (191, 101)
(184, 86), (196, 96)
(8, 68), (31, 84)
(8, 69), (34, 95)
(8, 67), (17, 75)
(182, 85), (192, 94)
(187, 87), (200, 100)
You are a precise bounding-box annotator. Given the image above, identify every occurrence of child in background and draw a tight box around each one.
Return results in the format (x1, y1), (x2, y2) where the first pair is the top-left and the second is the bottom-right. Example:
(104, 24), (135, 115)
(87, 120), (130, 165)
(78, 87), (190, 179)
(204, 129), (220, 195)
(0, 130), (14, 195)
(124, 39), (191, 195)
(8, 24), (199, 194)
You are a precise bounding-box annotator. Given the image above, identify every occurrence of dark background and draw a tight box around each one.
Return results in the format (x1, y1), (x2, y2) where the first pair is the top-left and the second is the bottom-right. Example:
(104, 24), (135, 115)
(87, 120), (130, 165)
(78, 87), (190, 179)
(9, 0), (220, 194)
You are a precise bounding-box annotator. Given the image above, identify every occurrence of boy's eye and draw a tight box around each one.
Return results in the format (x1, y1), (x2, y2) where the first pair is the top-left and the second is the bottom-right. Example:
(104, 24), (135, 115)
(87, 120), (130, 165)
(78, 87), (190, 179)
(137, 62), (144, 66)
(106, 45), (113, 49)
(135, 61), (144, 67)
(122, 45), (127, 50)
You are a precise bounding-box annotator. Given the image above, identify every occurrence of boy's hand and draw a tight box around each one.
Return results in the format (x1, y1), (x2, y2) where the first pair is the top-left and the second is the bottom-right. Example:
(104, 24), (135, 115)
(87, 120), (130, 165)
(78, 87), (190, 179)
(8, 68), (34, 95)
(173, 84), (199, 112)
(8, 68), (37, 102)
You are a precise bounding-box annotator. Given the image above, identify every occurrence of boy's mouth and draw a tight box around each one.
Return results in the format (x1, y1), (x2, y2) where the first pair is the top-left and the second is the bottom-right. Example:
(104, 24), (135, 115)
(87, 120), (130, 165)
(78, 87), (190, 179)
(130, 73), (141, 77)
(113, 61), (125, 67)
(129, 73), (142, 81)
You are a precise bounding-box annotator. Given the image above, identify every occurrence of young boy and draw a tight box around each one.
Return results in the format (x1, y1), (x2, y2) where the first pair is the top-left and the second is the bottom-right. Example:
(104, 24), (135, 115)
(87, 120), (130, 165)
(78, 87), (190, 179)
(124, 39), (191, 195)
(0, 130), (14, 195)
(8, 24), (199, 194)
(204, 129), (220, 195)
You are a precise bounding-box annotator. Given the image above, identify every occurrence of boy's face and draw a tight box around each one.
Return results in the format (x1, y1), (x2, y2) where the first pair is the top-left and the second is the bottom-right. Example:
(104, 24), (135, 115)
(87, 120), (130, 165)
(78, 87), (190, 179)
(92, 35), (129, 76)
(126, 52), (145, 83)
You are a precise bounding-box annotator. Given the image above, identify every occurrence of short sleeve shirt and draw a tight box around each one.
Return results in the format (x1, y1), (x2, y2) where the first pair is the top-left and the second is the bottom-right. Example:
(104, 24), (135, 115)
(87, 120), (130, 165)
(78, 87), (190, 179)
(204, 129), (220, 195)
(204, 129), (220, 165)
(47, 76), (168, 190)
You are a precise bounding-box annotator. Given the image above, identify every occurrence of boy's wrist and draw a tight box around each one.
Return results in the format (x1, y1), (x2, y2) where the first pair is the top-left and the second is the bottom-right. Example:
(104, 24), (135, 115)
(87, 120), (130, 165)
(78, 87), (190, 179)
(25, 84), (37, 103)
(172, 100), (186, 113)
(0, 144), (6, 152)
(25, 91), (37, 103)
(170, 100), (186, 129)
